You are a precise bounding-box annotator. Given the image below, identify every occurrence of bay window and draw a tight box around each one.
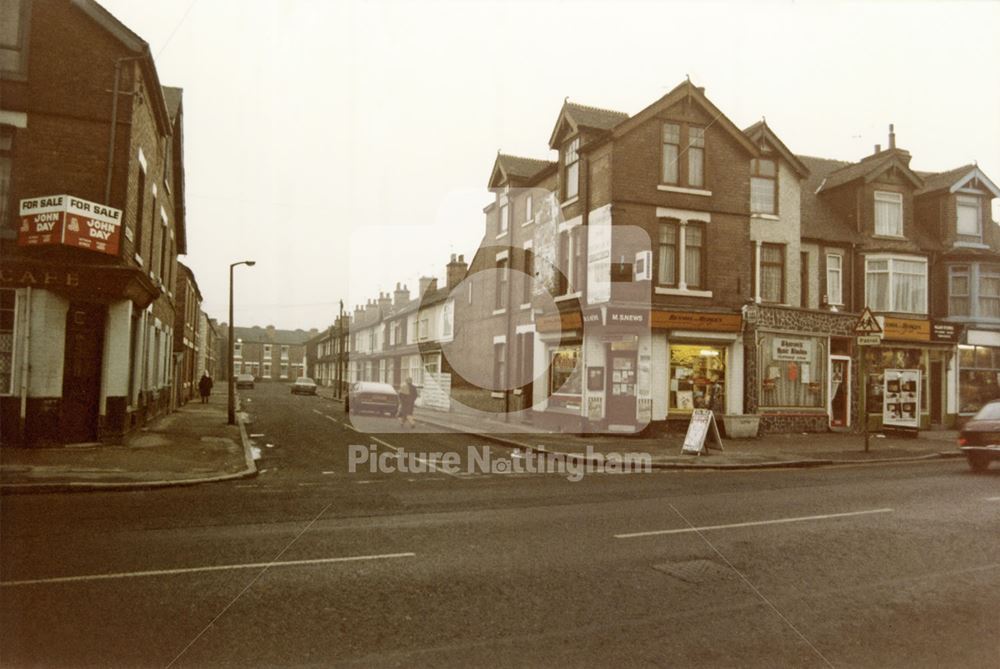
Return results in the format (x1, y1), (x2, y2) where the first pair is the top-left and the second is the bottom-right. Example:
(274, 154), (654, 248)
(874, 191), (903, 237)
(865, 255), (927, 314)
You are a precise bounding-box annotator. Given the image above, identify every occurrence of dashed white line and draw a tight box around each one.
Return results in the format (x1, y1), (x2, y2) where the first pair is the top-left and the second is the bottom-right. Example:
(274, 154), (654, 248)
(311, 409), (324, 416)
(324, 415), (339, 423)
(615, 508), (894, 539)
(1, 553), (418, 588)
(322, 470), (335, 475)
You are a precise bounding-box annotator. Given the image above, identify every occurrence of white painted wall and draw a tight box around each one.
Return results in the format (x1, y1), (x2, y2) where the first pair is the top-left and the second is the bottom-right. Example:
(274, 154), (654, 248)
(28, 290), (68, 397)
(100, 300), (132, 414)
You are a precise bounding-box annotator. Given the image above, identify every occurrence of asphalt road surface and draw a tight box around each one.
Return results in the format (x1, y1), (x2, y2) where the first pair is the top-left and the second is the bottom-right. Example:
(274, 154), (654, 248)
(2, 382), (998, 668)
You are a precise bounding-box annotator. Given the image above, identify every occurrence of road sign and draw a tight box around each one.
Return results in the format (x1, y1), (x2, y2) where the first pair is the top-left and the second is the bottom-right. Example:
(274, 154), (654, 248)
(854, 307), (883, 335)
(857, 335), (882, 346)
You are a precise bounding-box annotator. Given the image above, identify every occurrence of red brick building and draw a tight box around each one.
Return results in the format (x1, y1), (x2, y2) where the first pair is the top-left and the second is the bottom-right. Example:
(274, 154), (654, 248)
(173, 261), (202, 405)
(1, 0), (188, 445)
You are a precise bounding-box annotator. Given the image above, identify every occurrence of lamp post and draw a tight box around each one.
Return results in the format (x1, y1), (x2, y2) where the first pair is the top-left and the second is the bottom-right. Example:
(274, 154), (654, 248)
(228, 260), (256, 425)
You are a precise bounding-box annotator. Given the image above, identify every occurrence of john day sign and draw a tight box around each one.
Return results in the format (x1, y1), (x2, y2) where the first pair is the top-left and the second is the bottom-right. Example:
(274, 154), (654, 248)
(19, 195), (123, 256)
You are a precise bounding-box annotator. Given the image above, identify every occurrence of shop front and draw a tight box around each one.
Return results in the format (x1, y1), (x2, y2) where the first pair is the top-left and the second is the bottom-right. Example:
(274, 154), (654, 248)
(862, 316), (959, 430)
(957, 328), (1000, 418)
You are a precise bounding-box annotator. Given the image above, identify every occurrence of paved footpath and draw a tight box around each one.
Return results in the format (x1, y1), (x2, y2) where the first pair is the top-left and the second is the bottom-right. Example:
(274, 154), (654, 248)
(0, 393), (255, 492)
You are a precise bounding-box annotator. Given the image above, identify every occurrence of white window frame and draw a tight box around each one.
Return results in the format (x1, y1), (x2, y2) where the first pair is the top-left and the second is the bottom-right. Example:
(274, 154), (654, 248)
(826, 252), (843, 306)
(864, 254), (927, 314)
(956, 194), (982, 239)
(564, 137), (580, 201)
(874, 190), (904, 237)
(948, 265), (971, 317)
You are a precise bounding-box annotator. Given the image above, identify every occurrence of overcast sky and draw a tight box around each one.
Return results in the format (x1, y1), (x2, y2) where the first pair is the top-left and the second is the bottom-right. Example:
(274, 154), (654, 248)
(98, 0), (1000, 331)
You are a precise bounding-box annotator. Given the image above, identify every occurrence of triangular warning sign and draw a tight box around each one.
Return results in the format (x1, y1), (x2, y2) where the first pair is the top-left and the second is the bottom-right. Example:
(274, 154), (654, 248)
(854, 306), (883, 335)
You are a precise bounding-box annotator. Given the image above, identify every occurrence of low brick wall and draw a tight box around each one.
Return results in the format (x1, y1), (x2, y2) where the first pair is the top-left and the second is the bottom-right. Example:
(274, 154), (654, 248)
(758, 412), (830, 434)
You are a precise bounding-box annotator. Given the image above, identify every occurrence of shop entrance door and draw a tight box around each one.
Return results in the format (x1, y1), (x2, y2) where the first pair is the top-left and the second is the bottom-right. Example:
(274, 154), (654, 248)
(930, 360), (943, 426)
(61, 303), (106, 443)
(829, 356), (851, 429)
(607, 349), (637, 429)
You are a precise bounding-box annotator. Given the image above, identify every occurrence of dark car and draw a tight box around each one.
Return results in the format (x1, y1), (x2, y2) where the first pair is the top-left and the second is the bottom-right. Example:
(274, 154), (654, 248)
(958, 400), (1000, 472)
(349, 381), (399, 416)
(235, 373), (255, 390)
(291, 377), (318, 395)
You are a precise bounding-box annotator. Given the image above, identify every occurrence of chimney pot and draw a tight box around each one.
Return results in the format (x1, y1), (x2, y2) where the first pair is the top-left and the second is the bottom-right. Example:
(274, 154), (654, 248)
(875, 144), (881, 153)
(889, 123), (896, 149)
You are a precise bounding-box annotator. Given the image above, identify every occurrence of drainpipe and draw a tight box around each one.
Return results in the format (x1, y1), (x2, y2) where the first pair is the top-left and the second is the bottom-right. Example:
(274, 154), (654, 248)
(18, 287), (31, 443)
(104, 57), (144, 204)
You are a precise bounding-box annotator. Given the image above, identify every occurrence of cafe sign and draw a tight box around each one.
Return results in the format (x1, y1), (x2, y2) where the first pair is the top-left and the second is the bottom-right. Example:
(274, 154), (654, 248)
(18, 195), (123, 256)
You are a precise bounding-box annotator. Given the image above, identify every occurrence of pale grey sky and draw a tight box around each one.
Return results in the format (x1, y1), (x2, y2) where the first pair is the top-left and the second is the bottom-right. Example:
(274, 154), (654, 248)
(98, 0), (1000, 330)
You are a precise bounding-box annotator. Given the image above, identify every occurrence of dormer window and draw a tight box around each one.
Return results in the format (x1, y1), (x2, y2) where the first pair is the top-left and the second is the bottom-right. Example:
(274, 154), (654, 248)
(750, 159), (777, 214)
(874, 191), (903, 237)
(957, 195), (982, 241)
(564, 137), (580, 201)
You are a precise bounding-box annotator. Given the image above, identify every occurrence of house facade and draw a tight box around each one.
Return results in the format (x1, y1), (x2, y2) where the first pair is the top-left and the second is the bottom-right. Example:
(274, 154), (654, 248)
(232, 325), (312, 382)
(173, 261), (201, 405)
(1, 0), (189, 445)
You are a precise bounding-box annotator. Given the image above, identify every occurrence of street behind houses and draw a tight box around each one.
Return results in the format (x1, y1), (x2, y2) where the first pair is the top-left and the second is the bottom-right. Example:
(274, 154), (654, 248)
(2, 383), (998, 668)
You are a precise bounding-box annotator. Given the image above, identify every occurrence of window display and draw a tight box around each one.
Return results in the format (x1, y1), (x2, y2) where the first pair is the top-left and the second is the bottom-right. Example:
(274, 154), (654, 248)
(959, 345), (1000, 414)
(549, 345), (582, 410)
(758, 334), (826, 408)
(669, 344), (725, 412)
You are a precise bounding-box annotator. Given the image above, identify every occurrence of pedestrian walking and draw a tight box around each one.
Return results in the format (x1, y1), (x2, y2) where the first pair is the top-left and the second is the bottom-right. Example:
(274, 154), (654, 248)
(397, 377), (418, 428)
(198, 371), (213, 404)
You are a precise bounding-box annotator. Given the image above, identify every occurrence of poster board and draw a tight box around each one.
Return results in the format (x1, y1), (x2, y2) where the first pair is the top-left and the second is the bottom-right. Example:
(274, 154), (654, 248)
(882, 368), (920, 429)
(681, 409), (724, 455)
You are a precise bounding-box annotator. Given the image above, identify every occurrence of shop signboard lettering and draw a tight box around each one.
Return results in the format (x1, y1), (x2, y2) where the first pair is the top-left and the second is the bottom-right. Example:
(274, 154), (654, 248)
(930, 321), (960, 343)
(19, 194), (123, 256)
(882, 316), (930, 342)
(651, 310), (741, 332)
(771, 337), (813, 362)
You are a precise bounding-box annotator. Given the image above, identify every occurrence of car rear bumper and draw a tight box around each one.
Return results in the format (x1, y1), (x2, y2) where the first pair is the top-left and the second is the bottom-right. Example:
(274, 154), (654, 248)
(960, 445), (1000, 458)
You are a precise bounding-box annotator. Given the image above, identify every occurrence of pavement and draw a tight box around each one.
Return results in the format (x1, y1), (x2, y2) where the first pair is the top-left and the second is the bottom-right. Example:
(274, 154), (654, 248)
(0, 392), (256, 492)
(317, 387), (962, 469)
(0, 384), (964, 492)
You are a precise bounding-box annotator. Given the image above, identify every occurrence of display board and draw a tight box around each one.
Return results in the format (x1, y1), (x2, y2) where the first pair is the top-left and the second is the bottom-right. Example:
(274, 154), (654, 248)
(882, 368), (920, 429)
(681, 409), (724, 455)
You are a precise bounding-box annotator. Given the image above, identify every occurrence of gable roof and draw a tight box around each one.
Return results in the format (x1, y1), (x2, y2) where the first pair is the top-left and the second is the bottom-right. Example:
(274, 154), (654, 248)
(743, 120), (810, 178)
(548, 101), (629, 148)
(797, 155), (861, 243)
(609, 79), (761, 158)
(817, 149), (924, 193)
(915, 164), (1000, 198)
(488, 153), (556, 189)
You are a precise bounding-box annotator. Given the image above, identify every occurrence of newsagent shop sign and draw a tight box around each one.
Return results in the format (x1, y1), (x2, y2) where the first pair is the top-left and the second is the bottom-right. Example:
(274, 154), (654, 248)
(18, 195), (123, 256)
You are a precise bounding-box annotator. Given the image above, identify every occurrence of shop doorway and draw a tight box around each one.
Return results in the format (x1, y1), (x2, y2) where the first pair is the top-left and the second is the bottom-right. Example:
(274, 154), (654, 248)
(829, 355), (851, 429)
(930, 360), (943, 426)
(607, 348), (637, 429)
(61, 302), (106, 443)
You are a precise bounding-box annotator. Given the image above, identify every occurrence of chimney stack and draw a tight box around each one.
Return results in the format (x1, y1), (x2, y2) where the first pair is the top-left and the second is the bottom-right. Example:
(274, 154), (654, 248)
(393, 282), (410, 306)
(418, 276), (436, 296)
(874, 144), (881, 153)
(446, 253), (469, 290)
(377, 291), (392, 310)
(889, 123), (895, 149)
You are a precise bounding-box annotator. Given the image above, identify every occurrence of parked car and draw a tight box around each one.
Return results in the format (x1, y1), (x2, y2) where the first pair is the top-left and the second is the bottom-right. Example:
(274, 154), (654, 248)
(235, 373), (255, 390)
(291, 377), (318, 395)
(958, 400), (1000, 472)
(349, 381), (399, 416)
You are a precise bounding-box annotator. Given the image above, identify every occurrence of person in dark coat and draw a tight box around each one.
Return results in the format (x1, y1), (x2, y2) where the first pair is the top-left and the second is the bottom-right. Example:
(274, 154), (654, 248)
(397, 377), (418, 428)
(198, 371), (213, 403)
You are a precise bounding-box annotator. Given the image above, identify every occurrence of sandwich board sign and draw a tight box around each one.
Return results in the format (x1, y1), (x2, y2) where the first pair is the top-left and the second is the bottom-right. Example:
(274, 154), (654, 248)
(681, 409), (724, 455)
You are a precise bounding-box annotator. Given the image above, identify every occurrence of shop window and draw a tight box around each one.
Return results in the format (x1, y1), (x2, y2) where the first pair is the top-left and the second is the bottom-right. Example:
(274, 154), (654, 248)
(959, 345), (1000, 414)
(758, 334), (826, 408)
(564, 137), (580, 201)
(669, 344), (726, 412)
(874, 191), (903, 237)
(549, 345), (582, 410)
(0, 289), (15, 394)
(865, 255), (927, 314)
(863, 347), (928, 415)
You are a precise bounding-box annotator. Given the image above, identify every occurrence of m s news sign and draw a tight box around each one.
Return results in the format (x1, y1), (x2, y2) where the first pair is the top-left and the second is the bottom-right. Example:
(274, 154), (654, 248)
(18, 194), (123, 256)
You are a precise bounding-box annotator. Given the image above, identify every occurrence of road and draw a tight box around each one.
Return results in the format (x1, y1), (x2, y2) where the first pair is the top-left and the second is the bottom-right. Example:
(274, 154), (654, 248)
(2, 382), (998, 668)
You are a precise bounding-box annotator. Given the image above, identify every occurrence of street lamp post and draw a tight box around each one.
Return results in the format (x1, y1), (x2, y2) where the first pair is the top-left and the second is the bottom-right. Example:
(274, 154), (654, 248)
(228, 260), (256, 425)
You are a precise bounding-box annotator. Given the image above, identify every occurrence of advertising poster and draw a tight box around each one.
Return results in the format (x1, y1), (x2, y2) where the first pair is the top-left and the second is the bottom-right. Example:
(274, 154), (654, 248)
(19, 194), (123, 256)
(883, 368), (920, 429)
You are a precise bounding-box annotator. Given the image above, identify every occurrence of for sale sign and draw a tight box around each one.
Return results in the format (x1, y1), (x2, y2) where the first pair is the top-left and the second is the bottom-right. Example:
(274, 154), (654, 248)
(18, 195), (123, 256)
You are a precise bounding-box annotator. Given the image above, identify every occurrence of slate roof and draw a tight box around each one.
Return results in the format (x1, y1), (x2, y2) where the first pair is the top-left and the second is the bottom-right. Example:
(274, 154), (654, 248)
(233, 326), (316, 345)
(797, 155), (861, 243)
(563, 102), (629, 131)
(817, 149), (922, 193)
(496, 154), (556, 181)
(915, 163), (976, 196)
(162, 86), (183, 122)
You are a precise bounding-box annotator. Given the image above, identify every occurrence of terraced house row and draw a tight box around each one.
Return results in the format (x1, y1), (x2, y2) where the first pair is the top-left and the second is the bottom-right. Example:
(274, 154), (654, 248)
(315, 79), (999, 435)
(1, 0), (215, 446)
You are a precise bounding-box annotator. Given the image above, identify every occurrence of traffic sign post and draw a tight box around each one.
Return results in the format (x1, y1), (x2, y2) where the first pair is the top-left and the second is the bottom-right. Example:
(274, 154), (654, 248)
(854, 307), (883, 452)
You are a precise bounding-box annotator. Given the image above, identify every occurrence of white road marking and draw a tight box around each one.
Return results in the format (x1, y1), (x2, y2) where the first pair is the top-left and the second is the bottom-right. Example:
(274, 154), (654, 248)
(369, 436), (463, 478)
(324, 415), (339, 423)
(1, 553), (417, 588)
(250, 433), (265, 438)
(355, 480), (383, 485)
(311, 409), (324, 416)
(986, 496), (1000, 502)
(614, 508), (894, 539)
(322, 470), (335, 475)
(343, 423), (359, 432)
